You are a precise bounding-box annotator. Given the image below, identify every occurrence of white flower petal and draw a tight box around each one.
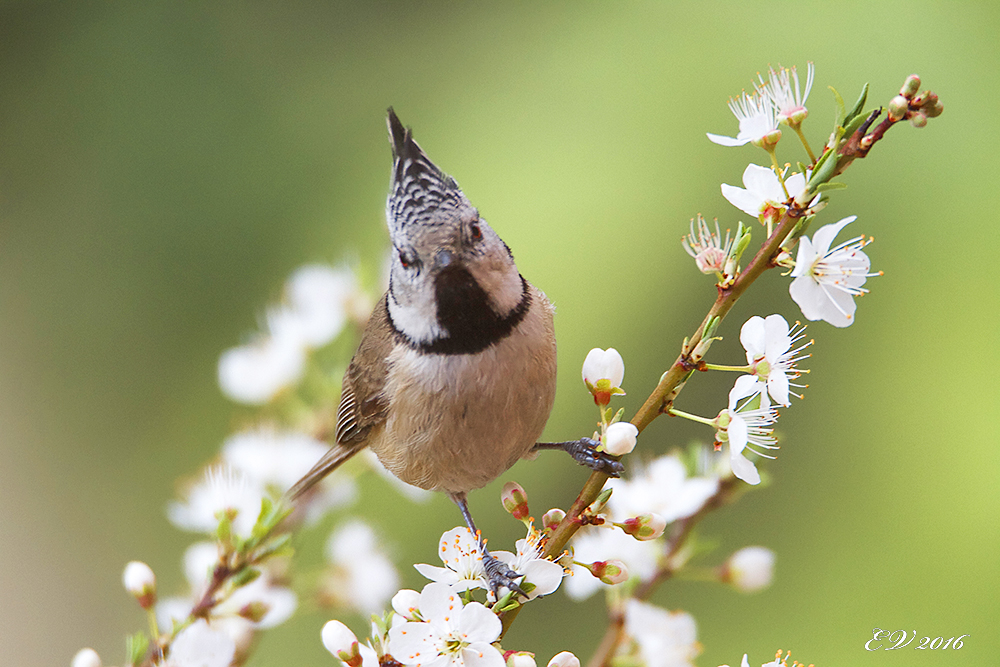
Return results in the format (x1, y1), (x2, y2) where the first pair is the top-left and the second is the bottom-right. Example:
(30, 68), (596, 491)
(811, 215), (857, 256)
(739, 316), (766, 360)
(389, 621), (441, 666)
(767, 370), (790, 407)
(520, 559), (564, 598)
(456, 601), (502, 644)
(462, 643), (506, 667)
(720, 183), (763, 217)
(169, 619), (236, 667)
(706, 132), (751, 147)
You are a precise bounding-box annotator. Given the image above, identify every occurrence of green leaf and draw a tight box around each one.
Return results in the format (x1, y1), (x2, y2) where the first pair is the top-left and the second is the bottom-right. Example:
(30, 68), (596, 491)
(255, 532), (294, 561)
(807, 147), (839, 191)
(815, 182), (848, 192)
(127, 632), (150, 665)
(611, 407), (625, 424)
(231, 566), (262, 588)
(843, 111), (871, 140)
(829, 85), (846, 125)
(843, 82), (870, 126)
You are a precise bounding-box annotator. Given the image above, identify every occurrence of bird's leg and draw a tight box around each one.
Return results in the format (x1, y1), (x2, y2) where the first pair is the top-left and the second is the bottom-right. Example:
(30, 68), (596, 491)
(533, 438), (625, 477)
(450, 491), (527, 599)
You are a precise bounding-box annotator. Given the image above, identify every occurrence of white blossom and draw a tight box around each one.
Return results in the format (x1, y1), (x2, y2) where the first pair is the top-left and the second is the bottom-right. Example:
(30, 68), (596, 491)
(157, 541), (297, 641)
(547, 653), (580, 667)
(414, 527), (488, 592)
(582, 347), (625, 388)
(492, 524), (564, 600)
(725, 546), (775, 592)
(167, 467), (264, 539)
(719, 656), (751, 667)
(721, 164), (809, 221)
(325, 520), (400, 614)
(217, 332), (306, 405)
(707, 90), (779, 147)
(623, 599), (700, 667)
(564, 527), (658, 601)
(719, 376), (780, 485)
(389, 582), (505, 667)
(284, 263), (360, 347)
(71, 648), (102, 667)
(123, 560), (156, 607)
(789, 215), (878, 327)
(738, 314), (809, 407)
(322, 620), (380, 667)
(607, 454), (719, 525)
(683, 216), (732, 275)
(759, 63), (815, 125)
(166, 619), (236, 667)
(604, 422), (638, 456)
(392, 589), (422, 621)
(222, 428), (358, 522)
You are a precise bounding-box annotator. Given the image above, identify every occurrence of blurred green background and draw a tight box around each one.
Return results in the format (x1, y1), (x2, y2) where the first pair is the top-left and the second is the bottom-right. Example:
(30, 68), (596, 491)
(1, 2), (997, 666)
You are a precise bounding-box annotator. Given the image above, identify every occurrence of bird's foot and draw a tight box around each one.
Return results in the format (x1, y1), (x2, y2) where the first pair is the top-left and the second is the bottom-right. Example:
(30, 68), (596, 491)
(550, 437), (625, 477)
(481, 548), (527, 600)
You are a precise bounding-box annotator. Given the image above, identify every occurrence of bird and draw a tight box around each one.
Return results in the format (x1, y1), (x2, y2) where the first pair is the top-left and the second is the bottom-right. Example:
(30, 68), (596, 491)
(288, 109), (622, 595)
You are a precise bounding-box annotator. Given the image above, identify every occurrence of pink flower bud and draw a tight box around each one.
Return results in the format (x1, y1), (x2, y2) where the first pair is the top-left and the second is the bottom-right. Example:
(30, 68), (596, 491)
(587, 559), (629, 585)
(604, 422), (638, 456)
(900, 74), (921, 98)
(542, 508), (566, 531)
(501, 481), (530, 521)
(122, 560), (156, 609)
(619, 513), (667, 541)
(322, 620), (363, 667)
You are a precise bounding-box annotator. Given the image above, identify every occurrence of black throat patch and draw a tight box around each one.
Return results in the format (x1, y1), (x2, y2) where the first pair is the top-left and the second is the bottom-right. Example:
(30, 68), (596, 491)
(391, 267), (531, 355)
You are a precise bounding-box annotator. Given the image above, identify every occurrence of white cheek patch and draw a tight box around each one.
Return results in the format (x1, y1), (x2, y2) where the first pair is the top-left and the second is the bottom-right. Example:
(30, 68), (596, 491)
(388, 287), (443, 344)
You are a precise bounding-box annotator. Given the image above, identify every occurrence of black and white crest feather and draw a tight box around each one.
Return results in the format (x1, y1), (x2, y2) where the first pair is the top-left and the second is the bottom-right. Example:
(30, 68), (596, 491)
(386, 108), (473, 235)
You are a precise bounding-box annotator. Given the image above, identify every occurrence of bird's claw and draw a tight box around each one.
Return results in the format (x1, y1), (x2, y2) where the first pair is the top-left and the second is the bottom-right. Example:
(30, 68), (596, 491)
(564, 437), (625, 477)
(482, 550), (527, 600)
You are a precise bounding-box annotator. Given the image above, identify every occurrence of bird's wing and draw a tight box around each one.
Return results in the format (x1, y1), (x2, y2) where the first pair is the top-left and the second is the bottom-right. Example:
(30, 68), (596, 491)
(287, 295), (394, 500)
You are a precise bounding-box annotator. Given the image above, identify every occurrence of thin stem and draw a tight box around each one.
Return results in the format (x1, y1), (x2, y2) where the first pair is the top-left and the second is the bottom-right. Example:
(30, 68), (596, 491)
(793, 125), (817, 163)
(499, 206), (806, 639)
(667, 408), (716, 428)
(702, 363), (750, 373)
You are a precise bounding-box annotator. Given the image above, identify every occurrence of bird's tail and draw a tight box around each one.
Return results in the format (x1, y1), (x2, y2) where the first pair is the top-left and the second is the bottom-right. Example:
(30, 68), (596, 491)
(286, 443), (366, 501)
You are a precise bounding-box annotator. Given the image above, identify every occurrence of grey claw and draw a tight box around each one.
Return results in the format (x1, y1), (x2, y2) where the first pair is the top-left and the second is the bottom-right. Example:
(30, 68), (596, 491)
(567, 437), (625, 477)
(483, 551), (527, 599)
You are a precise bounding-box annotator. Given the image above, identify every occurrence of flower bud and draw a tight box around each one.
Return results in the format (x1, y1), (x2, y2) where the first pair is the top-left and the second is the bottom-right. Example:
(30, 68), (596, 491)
(909, 111), (928, 128)
(900, 74), (921, 98)
(582, 348), (625, 405)
(322, 620), (363, 667)
(752, 128), (782, 150)
(391, 589), (421, 620)
(501, 481), (530, 521)
(887, 95), (909, 121)
(71, 648), (102, 667)
(547, 652), (581, 667)
(542, 508), (566, 531)
(618, 513), (667, 541)
(604, 422), (638, 456)
(927, 100), (944, 118)
(722, 546), (775, 592)
(586, 559), (629, 585)
(506, 651), (537, 667)
(239, 600), (271, 623)
(122, 560), (156, 609)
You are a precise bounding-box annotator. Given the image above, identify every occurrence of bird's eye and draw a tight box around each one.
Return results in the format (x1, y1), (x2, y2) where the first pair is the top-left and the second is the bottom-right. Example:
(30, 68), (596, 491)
(469, 221), (482, 241)
(398, 247), (419, 269)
